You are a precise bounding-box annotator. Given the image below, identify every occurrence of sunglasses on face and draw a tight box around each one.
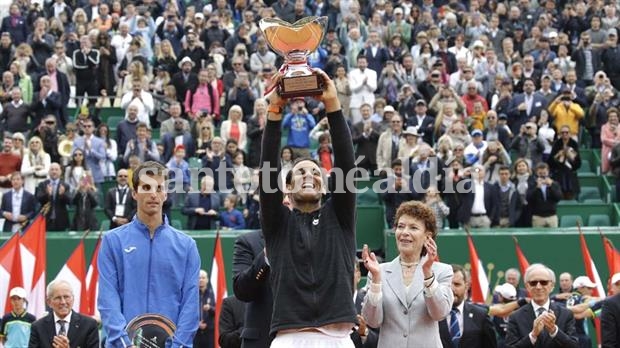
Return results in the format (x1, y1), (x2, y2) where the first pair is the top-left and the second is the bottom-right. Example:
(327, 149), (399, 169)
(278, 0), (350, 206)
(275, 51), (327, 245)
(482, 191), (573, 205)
(528, 280), (550, 287)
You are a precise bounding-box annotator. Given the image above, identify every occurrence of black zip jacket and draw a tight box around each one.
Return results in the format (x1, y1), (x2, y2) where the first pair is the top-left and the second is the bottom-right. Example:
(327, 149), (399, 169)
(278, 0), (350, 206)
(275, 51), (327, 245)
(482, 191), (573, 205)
(259, 109), (357, 335)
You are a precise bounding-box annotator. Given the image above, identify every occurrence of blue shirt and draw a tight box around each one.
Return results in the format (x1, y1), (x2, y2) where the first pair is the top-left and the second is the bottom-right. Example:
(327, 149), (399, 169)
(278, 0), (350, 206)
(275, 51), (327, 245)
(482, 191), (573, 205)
(219, 209), (246, 229)
(0, 311), (36, 348)
(98, 216), (201, 348)
(282, 113), (316, 148)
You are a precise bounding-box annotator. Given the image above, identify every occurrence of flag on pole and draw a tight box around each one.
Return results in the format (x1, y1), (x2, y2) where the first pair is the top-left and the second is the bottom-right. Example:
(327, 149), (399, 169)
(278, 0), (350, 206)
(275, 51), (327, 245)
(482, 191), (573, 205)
(512, 236), (530, 277)
(579, 233), (605, 297)
(20, 215), (47, 318)
(55, 240), (88, 312)
(601, 235), (620, 276)
(0, 234), (22, 313)
(85, 235), (102, 316)
(209, 232), (227, 348)
(467, 233), (489, 303)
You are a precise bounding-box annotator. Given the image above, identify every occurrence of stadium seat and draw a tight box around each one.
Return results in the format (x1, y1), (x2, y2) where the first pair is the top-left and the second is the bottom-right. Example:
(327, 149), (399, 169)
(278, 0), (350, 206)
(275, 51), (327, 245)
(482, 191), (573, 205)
(171, 219), (183, 229)
(188, 157), (202, 169)
(579, 186), (601, 202)
(558, 200), (579, 205)
(583, 198), (605, 204)
(588, 214), (611, 227)
(357, 189), (380, 205)
(579, 159), (592, 174)
(560, 215), (583, 228)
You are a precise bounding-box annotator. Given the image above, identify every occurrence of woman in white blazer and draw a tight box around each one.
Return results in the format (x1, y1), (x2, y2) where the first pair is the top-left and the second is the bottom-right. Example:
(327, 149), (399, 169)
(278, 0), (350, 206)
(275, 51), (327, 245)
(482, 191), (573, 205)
(21, 136), (51, 194)
(362, 201), (454, 348)
(220, 104), (248, 151)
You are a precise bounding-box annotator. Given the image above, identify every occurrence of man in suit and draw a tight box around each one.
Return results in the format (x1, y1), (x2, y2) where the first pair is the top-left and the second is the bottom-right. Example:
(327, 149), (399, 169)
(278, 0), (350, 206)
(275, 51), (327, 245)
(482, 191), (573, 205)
(218, 295), (246, 348)
(31, 76), (62, 128)
(508, 78), (548, 135)
(1, 172), (37, 233)
(505, 263), (578, 348)
(440, 264), (497, 348)
(406, 99), (435, 146)
(409, 144), (445, 197)
(35, 163), (71, 231)
(232, 230), (273, 348)
(571, 32), (602, 88)
(183, 176), (220, 230)
(351, 103), (381, 173)
(39, 59), (71, 129)
(104, 169), (136, 229)
(28, 279), (99, 348)
(602, 292), (620, 347)
(457, 165), (500, 228)
(72, 119), (106, 190)
(72, 35), (100, 107)
(161, 120), (195, 162)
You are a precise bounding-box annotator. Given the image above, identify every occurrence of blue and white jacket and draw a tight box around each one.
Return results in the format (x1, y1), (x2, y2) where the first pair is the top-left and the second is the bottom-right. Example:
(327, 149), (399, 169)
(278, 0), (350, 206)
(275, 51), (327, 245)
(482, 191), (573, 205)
(98, 216), (201, 348)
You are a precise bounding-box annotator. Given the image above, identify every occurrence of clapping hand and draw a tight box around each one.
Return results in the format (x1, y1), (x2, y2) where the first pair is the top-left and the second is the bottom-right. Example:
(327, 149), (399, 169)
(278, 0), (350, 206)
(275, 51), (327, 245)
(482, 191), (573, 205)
(362, 244), (381, 283)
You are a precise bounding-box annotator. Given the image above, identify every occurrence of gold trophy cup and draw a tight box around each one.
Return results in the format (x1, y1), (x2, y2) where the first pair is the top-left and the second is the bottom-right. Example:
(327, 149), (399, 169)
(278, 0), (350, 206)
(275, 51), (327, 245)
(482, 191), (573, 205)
(259, 16), (328, 98)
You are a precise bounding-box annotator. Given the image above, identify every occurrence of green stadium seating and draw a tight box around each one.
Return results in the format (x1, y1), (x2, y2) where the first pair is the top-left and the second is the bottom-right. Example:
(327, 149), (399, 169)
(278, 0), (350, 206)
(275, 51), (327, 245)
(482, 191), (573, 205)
(579, 186), (601, 202)
(560, 215), (583, 228)
(583, 198), (605, 204)
(100, 220), (110, 231)
(579, 159), (592, 174)
(356, 205), (385, 251)
(189, 157), (203, 169)
(357, 189), (380, 205)
(588, 214), (611, 227)
(171, 220), (183, 229)
(558, 200), (579, 205)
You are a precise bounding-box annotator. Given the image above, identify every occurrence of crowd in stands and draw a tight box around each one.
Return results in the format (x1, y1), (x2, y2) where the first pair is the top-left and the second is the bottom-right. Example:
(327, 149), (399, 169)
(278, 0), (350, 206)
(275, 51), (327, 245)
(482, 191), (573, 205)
(0, 0), (616, 232)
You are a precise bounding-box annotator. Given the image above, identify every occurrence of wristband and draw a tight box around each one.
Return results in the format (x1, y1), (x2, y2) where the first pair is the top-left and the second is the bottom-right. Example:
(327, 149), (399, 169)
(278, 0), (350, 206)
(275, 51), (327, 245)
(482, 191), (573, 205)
(268, 105), (283, 114)
(424, 272), (435, 281)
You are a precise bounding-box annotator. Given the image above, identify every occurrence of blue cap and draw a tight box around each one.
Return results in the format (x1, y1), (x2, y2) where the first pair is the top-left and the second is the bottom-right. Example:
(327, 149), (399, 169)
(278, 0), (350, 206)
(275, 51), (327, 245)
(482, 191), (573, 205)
(471, 129), (483, 137)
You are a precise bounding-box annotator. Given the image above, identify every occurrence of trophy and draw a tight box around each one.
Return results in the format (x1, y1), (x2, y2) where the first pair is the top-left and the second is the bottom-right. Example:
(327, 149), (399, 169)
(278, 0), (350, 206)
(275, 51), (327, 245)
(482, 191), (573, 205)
(259, 16), (328, 98)
(126, 314), (176, 348)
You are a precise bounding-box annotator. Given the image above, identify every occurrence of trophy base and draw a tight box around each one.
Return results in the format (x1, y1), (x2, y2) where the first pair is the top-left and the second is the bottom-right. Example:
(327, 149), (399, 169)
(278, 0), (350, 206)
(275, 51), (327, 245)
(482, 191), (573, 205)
(280, 74), (324, 98)
(126, 314), (176, 348)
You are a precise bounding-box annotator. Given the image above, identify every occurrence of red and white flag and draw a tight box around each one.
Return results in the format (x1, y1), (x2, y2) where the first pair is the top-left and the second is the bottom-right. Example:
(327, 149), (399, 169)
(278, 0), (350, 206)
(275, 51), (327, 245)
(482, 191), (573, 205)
(512, 236), (530, 277)
(55, 240), (88, 312)
(579, 233), (605, 297)
(20, 215), (47, 318)
(210, 232), (227, 348)
(0, 233), (22, 313)
(467, 234), (489, 303)
(85, 235), (102, 316)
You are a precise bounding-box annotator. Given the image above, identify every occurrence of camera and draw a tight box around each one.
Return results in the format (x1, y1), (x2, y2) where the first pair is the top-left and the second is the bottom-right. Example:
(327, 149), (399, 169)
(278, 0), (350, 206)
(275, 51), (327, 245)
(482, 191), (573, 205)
(297, 105), (303, 112)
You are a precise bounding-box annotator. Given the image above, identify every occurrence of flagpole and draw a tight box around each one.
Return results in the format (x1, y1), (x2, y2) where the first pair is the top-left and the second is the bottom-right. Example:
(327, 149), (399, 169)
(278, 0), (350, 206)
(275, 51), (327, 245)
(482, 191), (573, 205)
(19, 203), (51, 234)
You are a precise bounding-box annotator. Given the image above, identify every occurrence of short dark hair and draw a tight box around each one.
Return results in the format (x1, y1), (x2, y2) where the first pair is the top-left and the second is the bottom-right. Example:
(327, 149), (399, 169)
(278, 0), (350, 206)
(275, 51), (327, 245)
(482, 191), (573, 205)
(285, 157), (322, 185)
(393, 201), (438, 239)
(535, 162), (549, 172)
(136, 122), (149, 130)
(452, 264), (469, 283)
(132, 161), (168, 190)
(498, 165), (511, 173)
(391, 159), (402, 168)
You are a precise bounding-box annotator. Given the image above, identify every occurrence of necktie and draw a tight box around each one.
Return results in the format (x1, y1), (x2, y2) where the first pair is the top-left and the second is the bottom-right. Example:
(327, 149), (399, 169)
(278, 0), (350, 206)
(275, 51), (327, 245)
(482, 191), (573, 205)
(537, 307), (546, 317)
(58, 319), (66, 335)
(118, 188), (126, 202)
(450, 308), (461, 347)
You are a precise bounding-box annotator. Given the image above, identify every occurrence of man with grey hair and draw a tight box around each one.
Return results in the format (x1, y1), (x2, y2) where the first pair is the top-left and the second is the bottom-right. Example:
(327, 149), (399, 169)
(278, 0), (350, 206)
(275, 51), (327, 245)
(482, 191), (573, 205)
(28, 279), (99, 348)
(505, 268), (528, 298)
(505, 263), (578, 347)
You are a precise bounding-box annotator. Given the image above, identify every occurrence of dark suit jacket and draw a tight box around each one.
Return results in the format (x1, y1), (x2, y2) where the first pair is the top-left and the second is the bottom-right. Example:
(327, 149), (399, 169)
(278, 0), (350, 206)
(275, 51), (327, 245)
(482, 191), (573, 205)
(351, 120), (381, 169)
(161, 132), (196, 163)
(219, 295), (246, 348)
(35, 179), (72, 231)
(36, 71), (70, 127)
(1, 189), (37, 232)
(484, 125), (511, 151)
(31, 91), (62, 127)
(232, 231), (273, 348)
(28, 311), (99, 348)
(406, 114), (436, 145)
(505, 302), (578, 348)
(182, 192), (221, 230)
(602, 293), (620, 348)
(571, 48), (602, 82)
(508, 93), (548, 134)
(439, 302), (497, 348)
(458, 181), (500, 226)
(103, 186), (136, 229)
(171, 71), (199, 104)
(351, 288), (379, 348)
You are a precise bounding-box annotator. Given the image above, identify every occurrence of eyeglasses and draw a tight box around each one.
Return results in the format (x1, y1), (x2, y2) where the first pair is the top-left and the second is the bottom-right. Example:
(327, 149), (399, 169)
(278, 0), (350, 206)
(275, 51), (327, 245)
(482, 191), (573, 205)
(528, 280), (551, 287)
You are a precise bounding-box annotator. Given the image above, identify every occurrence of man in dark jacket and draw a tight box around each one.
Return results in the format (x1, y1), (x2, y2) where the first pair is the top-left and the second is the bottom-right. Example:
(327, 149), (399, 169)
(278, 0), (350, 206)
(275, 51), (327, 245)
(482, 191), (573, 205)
(527, 162), (562, 228)
(458, 165), (500, 228)
(259, 70), (358, 344)
(35, 163), (71, 231)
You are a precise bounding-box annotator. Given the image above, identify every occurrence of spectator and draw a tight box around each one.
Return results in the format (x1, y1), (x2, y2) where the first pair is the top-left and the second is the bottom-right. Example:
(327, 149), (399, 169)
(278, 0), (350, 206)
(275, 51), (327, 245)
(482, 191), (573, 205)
(184, 175), (220, 230)
(0, 138), (21, 194)
(483, 110), (511, 150)
(35, 162), (71, 231)
(495, 165), (522, 228)
(376, 113), (405, 173)
(40, 58), (70, 128)
(220, 194), (245, 230)
(97, 123), (118, 181)
(0, 4), (28, 45)
(21, 136), (51, 194)
(185, 68), (221, 122)
(601, 108), (620, 174)
(249, 37), (276, 74)
(1, 172), (37, 233)
(481, 141), (511, 184)
(282, 99), (316, 158)
(71, 170), (98, 231)
(73, 35), (100, 107)
(380, 159), (416, 228)
(349, 55), (378, 125)
(425, 185), (450, 231)
(31, 76), (62, 128)
(458, 165), (499, 228)
(72, 119), (106, 190)
(548, 125), (581, 200)
(602, 29), (620, 90)
(116, 103), (139, 159)
(246, 99), (267, 169)
(510, 122), (546, 169)
(464, 129), (488, 166)
(221, 105), (247, 151)
(226, 72), (256, 119)
(166, 144), (191, 192)
(120, 79), (155, 127)
(103, 168), (135, 229)
(527, 162), (562, 228)
(160, 102), (190, 136)
(123, 122), (160, 163)
(202, 137), (233, 194)
(1, 87), (30, 137)
(171, 57), (198, 104)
